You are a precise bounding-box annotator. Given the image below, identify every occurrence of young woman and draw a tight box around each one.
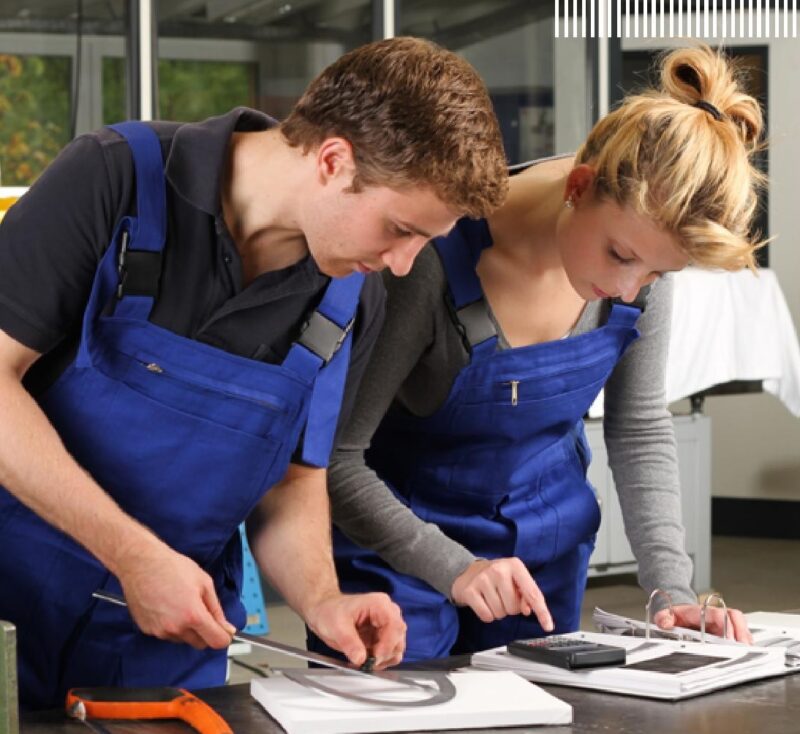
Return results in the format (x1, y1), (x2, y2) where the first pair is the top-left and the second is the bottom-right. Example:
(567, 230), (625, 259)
(315, 45), (764, 660)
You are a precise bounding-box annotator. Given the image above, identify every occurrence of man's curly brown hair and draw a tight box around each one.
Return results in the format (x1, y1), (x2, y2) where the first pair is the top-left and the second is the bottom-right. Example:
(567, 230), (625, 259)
(281, 37), (508, 219)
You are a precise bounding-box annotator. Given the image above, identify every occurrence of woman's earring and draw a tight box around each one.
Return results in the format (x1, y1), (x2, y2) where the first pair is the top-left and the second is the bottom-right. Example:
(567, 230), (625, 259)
(564, 197), (574, 209)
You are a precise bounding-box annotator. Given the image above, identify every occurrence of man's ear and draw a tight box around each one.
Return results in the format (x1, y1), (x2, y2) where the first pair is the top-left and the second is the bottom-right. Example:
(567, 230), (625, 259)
(315, 137), (356, 186)
(564, 163), (597, 206)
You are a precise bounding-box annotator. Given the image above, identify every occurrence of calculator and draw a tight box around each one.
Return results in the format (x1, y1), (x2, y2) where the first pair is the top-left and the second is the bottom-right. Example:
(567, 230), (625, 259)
(507, 636), (626, 670)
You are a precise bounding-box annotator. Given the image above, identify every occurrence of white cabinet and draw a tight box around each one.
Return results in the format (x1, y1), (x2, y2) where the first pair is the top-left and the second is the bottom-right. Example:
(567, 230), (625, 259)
(585, 414), (711, 593)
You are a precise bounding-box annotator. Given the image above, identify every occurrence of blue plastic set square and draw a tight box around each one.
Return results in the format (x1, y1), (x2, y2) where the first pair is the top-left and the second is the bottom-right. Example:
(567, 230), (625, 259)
(239, 525), (269, 635)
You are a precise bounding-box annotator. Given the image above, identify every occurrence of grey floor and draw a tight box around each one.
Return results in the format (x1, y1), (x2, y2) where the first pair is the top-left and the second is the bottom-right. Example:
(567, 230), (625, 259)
(228, 535), (800, 684)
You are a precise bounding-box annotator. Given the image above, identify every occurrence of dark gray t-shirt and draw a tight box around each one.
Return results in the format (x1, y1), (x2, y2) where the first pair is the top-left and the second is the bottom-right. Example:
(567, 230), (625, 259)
(329, 242), (696, 607)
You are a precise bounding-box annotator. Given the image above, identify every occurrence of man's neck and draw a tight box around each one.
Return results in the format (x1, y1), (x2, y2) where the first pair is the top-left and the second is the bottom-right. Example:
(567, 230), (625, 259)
(221, 128), (311, 280)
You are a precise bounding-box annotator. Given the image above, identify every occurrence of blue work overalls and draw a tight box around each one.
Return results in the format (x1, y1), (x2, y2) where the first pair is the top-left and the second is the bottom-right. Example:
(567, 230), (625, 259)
(0, 122), (364, 708)
(329, 218), (642, 660)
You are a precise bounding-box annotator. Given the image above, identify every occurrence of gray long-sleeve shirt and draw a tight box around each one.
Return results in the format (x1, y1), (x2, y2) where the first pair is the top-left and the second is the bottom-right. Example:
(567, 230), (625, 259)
(329, 242), (696, 608)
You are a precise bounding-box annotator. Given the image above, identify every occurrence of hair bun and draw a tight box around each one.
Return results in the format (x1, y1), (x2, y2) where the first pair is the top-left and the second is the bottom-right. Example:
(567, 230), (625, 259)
(660, 45), (763, 149)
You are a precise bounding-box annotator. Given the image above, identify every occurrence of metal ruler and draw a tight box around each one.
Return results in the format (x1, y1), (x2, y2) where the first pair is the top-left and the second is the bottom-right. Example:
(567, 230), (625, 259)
(92, 591), (456, 707)
(0, 621), (19, 734)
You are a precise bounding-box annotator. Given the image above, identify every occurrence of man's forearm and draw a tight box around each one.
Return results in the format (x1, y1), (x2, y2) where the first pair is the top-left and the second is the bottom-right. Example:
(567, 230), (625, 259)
(247, 464), (341, 620)
(0, 367), (165, 576)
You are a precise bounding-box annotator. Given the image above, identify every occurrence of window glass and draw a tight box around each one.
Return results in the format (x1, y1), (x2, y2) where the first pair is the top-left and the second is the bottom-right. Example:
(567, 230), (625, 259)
(0, 0), (125, 185)
(103, 57), (256, 124)
(102, 56), (125, 124)
(0, 53), (71, 185)
(400, 0), (561, 164)
(158, 59), (256, 121)
(156, 1), (374, 122)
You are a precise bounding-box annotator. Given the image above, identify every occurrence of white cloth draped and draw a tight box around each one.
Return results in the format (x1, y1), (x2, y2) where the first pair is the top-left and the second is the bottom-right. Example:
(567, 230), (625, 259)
(589, 268), (800, 418)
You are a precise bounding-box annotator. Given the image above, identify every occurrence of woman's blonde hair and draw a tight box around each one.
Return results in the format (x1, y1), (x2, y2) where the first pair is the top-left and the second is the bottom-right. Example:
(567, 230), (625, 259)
(575, 45), (766, 271)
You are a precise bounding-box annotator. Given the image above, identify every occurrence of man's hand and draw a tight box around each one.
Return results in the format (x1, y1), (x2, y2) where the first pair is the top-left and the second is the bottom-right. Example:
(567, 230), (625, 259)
(248, 465), (405, 668)
(451, 558), (554, 631)
(117, 541), (236, 650)
(654, 603), (753, 644)
(304, 592), (406, 669)
(0, 329), (232, 653)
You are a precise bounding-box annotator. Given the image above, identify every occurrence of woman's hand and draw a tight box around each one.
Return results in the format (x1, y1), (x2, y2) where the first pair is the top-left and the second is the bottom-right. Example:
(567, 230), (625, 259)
(654, 603), (753, 644)
(451, 558), (554, 632)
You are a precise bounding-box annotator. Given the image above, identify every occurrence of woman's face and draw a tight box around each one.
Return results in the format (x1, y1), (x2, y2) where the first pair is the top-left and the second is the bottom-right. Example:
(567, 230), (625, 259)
(556, 194), (690, 303)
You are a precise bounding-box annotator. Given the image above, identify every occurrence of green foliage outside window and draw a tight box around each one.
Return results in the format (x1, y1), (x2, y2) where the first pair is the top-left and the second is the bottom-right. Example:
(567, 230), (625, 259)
(103, 57), (256, 125)
(158, 59), (256, 121)
(0, 54), (71, 186)
(102, 56), (126, 124)
(0, 53), (254, 187)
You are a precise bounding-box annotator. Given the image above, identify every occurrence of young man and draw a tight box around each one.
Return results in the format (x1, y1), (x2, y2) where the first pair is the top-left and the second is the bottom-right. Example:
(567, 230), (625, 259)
(0, 37), (508, 708)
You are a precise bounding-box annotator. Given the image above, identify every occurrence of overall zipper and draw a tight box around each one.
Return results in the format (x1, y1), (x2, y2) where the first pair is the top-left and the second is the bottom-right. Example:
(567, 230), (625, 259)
(137, 360), (287, 413)
(505, 379), (520, 406)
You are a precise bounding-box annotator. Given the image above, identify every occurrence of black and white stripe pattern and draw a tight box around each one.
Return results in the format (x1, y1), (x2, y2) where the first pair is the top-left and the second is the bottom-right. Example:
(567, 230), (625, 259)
(555, 0), (797, 38)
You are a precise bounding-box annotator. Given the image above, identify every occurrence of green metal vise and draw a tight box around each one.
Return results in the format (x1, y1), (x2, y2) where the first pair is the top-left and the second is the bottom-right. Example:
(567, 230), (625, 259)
(0, 621), (18, 734)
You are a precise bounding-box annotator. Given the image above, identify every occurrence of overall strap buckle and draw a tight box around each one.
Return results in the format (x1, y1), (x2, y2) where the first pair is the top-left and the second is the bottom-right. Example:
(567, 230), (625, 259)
(116, 229), (164, 300)
(298, 311), (355, 364)
(456, 298), (497, 348)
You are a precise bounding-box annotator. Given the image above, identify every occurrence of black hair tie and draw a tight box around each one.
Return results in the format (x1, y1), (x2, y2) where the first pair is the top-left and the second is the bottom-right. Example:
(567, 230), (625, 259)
(693, 100), (724, 121)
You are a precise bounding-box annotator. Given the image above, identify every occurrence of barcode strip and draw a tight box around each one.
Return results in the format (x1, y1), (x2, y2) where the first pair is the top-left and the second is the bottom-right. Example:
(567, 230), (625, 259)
(556, 0), (798, 36)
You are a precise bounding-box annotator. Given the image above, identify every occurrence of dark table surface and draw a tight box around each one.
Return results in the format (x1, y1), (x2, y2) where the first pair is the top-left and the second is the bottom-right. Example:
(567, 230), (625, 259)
(19, 657), (800, 734)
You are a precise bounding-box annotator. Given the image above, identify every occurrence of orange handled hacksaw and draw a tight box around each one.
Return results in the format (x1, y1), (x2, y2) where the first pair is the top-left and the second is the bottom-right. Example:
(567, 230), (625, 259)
(66, 686), (232, 733)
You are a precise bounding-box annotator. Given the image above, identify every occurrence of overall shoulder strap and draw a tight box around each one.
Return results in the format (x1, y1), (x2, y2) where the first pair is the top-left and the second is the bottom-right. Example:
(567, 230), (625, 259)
(608, 284), (650, 328)
(433, 218), (498, 360)
(75, 123), (167, 366)
(107, 121), (167, 320)
(282, 272), (366, 467)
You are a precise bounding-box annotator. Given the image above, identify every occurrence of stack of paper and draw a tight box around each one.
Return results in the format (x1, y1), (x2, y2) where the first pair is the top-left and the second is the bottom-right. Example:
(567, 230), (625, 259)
(594, 607), (800, 668)
(745, 612), (800, 667)
(471, 630), (787, 700)
(250, 670), (572, 733)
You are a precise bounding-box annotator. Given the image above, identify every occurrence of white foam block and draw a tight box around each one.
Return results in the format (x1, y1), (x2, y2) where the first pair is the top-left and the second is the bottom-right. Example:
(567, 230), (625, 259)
(250, 669), (572, 734)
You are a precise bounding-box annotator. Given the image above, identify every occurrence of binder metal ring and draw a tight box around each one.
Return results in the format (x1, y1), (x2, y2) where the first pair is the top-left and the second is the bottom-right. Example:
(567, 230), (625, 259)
(644, 588), (675, 640)
(700, 592), (729, 643)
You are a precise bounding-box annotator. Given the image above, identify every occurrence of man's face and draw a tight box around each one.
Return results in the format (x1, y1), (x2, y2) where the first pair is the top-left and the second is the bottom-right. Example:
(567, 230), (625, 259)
(305, 182), (460, 279)
(556, 195), (689, 302)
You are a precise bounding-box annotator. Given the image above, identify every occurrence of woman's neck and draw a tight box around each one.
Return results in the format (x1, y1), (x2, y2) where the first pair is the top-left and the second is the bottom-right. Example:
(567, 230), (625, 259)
(487, 156), (574, 274)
